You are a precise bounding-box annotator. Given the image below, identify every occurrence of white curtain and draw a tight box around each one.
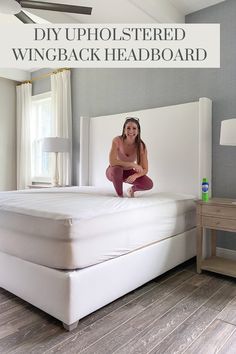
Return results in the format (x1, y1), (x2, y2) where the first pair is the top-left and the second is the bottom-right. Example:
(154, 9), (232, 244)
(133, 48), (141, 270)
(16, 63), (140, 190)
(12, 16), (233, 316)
(51, 70), (72, 186)
(16, 83), (32, 189)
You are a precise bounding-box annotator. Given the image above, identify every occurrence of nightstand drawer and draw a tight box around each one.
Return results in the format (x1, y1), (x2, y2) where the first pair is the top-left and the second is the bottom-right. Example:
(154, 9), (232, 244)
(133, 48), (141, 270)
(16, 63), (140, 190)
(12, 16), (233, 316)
(202, 216), (236, 230)
(197, 198), (236, 278)
(201, 205), (236, 218)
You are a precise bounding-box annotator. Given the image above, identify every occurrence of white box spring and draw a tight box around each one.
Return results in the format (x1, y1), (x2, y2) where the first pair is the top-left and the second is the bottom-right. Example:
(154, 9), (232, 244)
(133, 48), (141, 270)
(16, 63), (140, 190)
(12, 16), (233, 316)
(0, 187), (196, 269)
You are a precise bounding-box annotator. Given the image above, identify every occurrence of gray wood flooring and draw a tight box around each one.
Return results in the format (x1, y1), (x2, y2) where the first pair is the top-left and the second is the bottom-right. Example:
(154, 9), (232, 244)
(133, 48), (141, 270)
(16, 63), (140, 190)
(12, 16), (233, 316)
(0, 259), (235, 354)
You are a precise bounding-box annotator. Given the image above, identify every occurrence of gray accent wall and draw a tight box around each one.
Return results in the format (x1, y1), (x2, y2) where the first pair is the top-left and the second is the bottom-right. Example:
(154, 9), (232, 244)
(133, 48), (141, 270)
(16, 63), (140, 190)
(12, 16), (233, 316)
(32, 68), (51, 96)
(71, 68), (203, 183)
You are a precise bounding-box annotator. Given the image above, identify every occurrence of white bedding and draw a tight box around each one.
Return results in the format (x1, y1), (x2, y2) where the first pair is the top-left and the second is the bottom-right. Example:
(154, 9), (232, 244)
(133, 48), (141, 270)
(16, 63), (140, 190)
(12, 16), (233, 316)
(0, 187), (196, 269)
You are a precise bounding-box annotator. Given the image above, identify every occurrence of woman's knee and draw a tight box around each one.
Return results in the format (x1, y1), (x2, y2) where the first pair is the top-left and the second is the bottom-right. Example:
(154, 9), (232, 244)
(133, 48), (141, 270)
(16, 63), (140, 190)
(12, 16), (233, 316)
(147, 178), (154, 190)
(111, 166), (123, 173)
(106, 166), (123, 181)
(133, 176), (153, 191)
(142, 176), (153, 190)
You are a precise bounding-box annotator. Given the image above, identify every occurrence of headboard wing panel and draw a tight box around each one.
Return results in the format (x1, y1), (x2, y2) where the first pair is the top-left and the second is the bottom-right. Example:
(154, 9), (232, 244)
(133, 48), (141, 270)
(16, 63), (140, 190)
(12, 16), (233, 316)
(80, 98), (212, 198)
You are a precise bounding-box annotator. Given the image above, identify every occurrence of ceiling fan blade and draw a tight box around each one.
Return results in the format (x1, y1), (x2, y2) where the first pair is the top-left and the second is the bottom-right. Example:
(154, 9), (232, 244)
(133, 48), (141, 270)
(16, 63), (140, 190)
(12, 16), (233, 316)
(14, 10), (36, 23)
(19, 1), (92, 15)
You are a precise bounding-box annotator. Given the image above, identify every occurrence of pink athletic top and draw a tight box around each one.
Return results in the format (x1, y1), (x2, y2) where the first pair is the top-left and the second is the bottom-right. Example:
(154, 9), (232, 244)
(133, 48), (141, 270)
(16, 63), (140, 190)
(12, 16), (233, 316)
(113, 136), (137, 170)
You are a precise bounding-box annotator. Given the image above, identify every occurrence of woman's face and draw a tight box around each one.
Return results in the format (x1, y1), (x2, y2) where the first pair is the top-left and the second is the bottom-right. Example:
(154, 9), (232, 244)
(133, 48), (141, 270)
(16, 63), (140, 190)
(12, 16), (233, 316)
(124, 122), (139, 140)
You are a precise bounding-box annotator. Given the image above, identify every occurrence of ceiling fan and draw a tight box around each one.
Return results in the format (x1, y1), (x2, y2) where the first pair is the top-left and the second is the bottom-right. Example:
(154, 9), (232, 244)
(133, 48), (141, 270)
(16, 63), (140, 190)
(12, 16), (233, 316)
(0, 0), (92, 23)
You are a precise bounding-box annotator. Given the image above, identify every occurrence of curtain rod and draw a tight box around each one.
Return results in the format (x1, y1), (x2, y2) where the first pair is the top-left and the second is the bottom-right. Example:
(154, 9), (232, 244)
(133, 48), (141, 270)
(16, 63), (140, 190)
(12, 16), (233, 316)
(17, 68), (70, 86)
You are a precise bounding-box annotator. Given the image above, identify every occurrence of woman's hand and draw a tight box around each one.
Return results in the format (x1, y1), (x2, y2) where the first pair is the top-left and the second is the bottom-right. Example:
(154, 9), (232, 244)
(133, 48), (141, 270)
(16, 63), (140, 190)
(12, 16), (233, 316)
(133, 164), (143, 173)
(126, 174), (139, 183)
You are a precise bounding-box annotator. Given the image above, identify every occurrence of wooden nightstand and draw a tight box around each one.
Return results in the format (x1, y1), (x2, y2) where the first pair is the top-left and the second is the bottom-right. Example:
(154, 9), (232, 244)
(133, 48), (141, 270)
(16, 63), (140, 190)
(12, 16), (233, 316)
(196, 198), (236, 278)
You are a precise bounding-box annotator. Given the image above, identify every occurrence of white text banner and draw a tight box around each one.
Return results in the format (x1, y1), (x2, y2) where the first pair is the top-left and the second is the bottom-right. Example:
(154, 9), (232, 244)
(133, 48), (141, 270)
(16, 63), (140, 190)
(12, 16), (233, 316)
(0, 24), (220, 68)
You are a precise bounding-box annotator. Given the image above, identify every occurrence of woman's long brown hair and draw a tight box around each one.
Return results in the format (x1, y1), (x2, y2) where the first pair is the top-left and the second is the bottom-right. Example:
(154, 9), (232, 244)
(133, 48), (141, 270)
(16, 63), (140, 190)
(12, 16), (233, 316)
(120, 118), (146, 164)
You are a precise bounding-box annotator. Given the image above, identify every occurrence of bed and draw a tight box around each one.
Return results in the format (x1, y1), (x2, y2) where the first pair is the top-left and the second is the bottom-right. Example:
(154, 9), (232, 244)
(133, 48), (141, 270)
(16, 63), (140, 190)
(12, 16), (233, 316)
(0, 97), (212, 330)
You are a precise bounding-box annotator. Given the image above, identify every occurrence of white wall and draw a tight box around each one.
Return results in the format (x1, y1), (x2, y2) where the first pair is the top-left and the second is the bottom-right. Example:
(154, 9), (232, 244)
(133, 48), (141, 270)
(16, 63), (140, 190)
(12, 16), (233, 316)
(0, 77), (17, 190)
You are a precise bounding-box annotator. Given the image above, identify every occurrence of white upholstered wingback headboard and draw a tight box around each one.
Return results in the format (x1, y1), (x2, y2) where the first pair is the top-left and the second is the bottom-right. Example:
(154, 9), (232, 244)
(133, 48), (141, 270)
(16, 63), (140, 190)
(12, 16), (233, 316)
(79, 97), (212, 198)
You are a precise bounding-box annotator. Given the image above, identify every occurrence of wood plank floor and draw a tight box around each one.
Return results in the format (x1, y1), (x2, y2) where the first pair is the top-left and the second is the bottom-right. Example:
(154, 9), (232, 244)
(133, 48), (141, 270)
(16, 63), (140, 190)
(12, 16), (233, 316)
(0, 259), (235, 354)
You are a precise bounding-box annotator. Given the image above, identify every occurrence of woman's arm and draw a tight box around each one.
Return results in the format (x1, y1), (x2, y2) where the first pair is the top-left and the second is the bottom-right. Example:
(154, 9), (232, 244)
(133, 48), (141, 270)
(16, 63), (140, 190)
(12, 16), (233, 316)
(109, 139), (143, 171)
(125, 146), (148, 183)
(137, 147), (148, 177)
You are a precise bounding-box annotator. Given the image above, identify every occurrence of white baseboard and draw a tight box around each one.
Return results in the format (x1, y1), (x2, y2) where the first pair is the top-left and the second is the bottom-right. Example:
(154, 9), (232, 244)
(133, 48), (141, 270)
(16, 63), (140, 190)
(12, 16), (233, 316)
(216, 247), (236, 261)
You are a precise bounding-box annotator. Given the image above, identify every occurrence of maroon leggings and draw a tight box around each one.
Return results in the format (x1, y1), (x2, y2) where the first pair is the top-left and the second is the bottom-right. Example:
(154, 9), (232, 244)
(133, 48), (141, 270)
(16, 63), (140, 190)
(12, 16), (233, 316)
(106, 166), (153, 197)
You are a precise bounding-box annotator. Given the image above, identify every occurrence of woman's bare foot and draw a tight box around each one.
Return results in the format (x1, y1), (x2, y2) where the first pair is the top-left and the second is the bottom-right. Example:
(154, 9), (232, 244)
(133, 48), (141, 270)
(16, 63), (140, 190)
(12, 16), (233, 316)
(127, 187), (134, 198)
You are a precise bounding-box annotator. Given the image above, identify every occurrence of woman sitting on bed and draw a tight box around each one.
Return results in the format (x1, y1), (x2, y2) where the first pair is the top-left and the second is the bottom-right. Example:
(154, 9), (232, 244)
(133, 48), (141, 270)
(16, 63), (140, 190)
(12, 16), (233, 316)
(106, 117), (153, 197)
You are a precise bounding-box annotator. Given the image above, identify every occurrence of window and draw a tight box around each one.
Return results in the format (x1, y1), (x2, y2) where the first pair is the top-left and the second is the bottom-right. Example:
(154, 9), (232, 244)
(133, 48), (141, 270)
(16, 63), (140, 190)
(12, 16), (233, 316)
(31, 92), (53, 183)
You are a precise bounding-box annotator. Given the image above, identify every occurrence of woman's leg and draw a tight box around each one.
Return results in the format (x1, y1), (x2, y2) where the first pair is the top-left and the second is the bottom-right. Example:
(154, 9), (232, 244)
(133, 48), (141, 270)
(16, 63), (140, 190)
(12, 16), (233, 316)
(123, 169), (136, 197)
(106, 166), (124, 197)
(132, 175), (153, 193)
(123, 170), (153, 196)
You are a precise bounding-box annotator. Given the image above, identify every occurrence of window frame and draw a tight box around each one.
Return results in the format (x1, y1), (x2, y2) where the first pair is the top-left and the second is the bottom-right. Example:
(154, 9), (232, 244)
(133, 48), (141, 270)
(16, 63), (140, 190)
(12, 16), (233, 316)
(31, 91), (53, 184)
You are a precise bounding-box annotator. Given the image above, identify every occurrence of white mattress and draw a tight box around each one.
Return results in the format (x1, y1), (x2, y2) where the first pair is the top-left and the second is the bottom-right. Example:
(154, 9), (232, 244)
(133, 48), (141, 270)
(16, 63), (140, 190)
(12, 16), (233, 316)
(0, 187), (196, 269)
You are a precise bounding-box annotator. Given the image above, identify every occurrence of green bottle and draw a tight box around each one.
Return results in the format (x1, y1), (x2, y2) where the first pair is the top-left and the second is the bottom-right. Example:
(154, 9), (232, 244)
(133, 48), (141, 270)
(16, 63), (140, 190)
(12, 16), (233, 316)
(201, 178), (209, 201)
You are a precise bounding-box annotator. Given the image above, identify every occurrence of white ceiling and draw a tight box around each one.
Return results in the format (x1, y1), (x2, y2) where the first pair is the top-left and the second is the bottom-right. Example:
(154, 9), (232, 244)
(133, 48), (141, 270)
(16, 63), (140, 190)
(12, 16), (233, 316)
(0, 0), (226, 24)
